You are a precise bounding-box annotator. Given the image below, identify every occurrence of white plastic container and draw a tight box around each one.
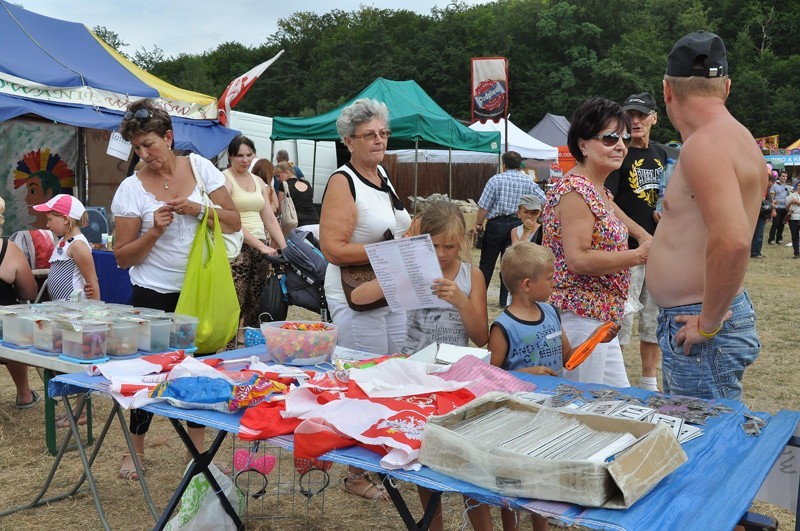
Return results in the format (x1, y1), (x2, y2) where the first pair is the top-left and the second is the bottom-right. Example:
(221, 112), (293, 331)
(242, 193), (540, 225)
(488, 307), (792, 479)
(167, 313), (200, 350)
(58, 321), (108, 361)
(136, 315), (172, 352)
(106, 319), (140, 357)
(2, 309), (34, 347)
(32, 315), (63, 353)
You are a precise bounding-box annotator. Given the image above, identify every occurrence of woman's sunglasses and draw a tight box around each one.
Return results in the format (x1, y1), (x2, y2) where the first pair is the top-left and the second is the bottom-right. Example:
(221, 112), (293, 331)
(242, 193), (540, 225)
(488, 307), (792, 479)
(592, 132), (632, 148)
(123, 108), (151, 121)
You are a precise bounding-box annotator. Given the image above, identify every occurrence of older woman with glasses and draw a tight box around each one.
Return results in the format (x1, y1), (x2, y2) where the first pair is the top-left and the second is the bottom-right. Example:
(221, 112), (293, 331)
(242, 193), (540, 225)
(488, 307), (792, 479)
(319, 98), (410, 501)
(111, 98), (241, 480)
(541, 97), (650, 387)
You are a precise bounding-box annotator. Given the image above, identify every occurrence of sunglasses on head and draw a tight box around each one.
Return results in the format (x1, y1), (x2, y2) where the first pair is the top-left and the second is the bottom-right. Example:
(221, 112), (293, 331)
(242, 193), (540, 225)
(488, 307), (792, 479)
(123, 108), (151, 121)
(592, 132), (632, 148)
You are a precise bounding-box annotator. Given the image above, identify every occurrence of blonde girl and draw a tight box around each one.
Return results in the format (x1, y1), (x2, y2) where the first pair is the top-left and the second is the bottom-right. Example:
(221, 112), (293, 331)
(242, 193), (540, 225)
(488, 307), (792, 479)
(34, 194), (99, 300)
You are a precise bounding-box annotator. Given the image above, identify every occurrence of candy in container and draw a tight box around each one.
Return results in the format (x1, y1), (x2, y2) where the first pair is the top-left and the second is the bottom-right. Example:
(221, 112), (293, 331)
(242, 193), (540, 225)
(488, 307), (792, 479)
(260, 320), (337, 366)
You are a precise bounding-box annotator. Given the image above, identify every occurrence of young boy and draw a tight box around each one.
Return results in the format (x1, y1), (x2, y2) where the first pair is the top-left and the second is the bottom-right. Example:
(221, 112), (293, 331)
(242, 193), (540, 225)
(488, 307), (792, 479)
(489, 241), (618, 531)
(490, 242), (618, 376)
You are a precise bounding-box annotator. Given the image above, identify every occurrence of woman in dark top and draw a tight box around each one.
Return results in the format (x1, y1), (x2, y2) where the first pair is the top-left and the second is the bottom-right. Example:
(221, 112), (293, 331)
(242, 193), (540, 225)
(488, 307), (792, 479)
(276, 161), (319, 231)
(0, 197), (40, 408)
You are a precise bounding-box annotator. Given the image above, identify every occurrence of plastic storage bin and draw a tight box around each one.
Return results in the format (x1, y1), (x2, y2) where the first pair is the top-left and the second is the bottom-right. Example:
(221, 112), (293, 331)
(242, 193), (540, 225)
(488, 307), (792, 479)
(168, 313), (199, 350)
(58, 321), (108, 361)
(2, 309), (34, 347)
(260, 321), (337, 365)
(136, 315), (172, 352)
(32, 315), (63, 353)
(106, 319), (140, 357)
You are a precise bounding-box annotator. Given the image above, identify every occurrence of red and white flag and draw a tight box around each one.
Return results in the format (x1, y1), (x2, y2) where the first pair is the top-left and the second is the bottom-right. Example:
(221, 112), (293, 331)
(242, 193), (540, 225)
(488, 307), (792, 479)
(217, 49), (285, 126)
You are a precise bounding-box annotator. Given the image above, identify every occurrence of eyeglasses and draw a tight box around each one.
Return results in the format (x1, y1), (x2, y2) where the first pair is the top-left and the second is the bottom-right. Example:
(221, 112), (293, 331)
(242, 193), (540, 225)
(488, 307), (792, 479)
(123, 109), (151, 121)
(351, 130), (392, 142)
(592, 132), (632, 148)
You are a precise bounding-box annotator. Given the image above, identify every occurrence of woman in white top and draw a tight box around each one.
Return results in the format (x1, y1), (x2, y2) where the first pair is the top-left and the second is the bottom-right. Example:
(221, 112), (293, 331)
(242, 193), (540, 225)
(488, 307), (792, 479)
(319, 98), (411, 501)
(112, 98), (241, 481)
(223, 136), (286, 334)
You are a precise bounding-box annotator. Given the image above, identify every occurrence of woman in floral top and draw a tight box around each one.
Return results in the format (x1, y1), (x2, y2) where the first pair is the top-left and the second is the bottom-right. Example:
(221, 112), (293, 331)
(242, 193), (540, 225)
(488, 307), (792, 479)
(542, 98), (650, 387)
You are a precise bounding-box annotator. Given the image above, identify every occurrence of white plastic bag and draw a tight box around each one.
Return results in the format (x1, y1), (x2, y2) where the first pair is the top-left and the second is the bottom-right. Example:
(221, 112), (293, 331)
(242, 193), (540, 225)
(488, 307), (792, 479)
(165, 462), (245, 531)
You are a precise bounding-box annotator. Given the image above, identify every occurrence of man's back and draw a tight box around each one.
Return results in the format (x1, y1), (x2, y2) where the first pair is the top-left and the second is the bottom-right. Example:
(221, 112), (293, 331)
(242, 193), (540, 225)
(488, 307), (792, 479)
(648, 108), (764, 307)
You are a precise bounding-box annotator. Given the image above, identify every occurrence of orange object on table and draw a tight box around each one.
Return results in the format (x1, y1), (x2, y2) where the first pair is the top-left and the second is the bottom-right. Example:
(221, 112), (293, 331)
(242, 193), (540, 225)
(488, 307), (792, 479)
(564, 321), (614, 371)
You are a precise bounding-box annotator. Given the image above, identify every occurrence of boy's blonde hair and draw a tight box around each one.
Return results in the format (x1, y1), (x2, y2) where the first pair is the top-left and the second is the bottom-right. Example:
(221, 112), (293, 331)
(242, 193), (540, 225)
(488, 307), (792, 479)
(501, 242), (554, 294)
(416, 200), (470, 263)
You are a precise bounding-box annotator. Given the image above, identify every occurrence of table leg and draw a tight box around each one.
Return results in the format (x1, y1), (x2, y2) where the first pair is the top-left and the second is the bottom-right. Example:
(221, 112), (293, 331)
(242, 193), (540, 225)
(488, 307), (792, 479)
(0, 395), (117, 527)
(380, 473), (442, 531)
(43, 369), (94, 456)
(154, 420), (243, 531)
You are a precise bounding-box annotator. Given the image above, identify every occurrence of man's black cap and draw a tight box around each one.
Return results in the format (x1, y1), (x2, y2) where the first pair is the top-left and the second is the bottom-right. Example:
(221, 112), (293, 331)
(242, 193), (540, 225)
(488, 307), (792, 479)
(622, 93), (657, 114)
(667, 31), (728, 78)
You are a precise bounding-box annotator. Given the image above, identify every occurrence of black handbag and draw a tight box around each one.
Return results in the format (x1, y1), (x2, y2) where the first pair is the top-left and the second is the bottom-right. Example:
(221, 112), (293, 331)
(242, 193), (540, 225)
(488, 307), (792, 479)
(259, 271), (288, 322)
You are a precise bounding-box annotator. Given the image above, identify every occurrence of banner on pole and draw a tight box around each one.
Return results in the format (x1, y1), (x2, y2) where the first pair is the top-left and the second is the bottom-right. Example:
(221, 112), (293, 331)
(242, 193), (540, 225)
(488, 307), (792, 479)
(471, 57), (508, 123)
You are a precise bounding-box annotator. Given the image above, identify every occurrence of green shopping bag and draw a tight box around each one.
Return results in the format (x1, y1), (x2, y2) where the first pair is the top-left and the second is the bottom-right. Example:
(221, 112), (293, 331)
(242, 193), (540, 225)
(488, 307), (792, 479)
(175, 207), (239, 354)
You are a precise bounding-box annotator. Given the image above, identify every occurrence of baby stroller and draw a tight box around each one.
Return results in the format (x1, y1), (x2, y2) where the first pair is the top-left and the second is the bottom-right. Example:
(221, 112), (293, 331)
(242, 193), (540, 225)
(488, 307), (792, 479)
(264, 229), (329, 322)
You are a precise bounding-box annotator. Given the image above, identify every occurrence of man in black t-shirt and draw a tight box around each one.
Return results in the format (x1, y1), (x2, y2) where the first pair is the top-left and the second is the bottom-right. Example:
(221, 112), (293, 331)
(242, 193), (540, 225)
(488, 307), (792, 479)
(605, 92), (668, 392)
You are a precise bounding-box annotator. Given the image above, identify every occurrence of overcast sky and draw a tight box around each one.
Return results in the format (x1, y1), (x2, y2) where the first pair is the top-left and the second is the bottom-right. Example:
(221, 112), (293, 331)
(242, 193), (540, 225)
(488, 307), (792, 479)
(21, 1), (488, 57)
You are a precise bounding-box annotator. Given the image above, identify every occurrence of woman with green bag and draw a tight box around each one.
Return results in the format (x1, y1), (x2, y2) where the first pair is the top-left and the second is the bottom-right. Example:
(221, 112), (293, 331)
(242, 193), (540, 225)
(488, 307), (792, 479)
(111, 99), (242, 481)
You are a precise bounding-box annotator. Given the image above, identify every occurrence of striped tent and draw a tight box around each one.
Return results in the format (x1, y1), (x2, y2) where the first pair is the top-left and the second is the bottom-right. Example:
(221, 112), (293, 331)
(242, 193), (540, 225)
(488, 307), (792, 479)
(0, 0), (237, 157)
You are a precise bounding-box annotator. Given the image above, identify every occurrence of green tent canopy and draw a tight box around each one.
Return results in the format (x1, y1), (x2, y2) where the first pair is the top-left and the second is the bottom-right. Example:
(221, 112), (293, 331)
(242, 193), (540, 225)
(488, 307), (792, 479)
(271, 78), (501, 153)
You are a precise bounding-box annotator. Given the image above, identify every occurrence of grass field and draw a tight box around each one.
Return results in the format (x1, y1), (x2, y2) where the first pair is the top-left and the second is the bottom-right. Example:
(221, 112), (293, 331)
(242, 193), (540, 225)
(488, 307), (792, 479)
(0, 239), (797, 530)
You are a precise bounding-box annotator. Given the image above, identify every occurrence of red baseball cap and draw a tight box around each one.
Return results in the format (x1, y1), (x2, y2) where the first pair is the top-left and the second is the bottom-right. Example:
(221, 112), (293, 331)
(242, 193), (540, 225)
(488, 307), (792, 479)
(32, 194), (86, 221)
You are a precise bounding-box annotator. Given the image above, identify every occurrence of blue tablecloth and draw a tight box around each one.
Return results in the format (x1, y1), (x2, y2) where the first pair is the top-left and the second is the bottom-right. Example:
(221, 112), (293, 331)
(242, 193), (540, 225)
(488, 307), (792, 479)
(92, 249), (132, 304)
(49, 350), (800, 531)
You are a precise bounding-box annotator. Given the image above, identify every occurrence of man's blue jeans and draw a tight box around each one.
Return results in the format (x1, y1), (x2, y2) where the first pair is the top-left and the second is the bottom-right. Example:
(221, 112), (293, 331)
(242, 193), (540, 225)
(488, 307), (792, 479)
(478, 215), (521, 306)
(657, 291), (760, 401)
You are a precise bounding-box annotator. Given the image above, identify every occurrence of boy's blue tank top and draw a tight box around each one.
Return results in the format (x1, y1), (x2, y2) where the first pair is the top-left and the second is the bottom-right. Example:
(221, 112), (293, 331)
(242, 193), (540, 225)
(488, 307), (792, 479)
(492, 303), (563, 371)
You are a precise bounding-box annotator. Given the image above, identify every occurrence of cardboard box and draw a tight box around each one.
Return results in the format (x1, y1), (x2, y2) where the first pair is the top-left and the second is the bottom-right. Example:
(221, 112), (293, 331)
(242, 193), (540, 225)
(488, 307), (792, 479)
(408, 342), (491, 365)
(418, 393), (687, 508)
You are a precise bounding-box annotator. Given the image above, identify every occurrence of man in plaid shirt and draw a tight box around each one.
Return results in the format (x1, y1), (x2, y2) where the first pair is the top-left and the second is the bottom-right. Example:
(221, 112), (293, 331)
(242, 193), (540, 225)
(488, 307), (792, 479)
(475, 151), (546, 306)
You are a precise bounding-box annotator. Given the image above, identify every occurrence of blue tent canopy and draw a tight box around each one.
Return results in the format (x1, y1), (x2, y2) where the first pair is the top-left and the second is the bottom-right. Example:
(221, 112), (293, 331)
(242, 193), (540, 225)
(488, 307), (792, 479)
(0, 0), (238, 157)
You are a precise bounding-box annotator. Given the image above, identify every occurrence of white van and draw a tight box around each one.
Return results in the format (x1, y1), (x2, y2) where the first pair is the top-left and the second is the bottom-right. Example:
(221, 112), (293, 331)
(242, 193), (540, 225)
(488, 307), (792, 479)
(223, 110), (339, 203)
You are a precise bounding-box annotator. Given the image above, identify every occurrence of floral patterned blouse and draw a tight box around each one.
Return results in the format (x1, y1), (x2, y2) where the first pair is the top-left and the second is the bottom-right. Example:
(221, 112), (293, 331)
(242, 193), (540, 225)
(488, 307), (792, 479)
(542, 174), (631, 324)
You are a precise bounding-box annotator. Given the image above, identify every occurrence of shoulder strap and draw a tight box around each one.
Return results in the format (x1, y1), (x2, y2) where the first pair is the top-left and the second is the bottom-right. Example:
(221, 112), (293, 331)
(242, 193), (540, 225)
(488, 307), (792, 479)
(0, 238), (7, 266)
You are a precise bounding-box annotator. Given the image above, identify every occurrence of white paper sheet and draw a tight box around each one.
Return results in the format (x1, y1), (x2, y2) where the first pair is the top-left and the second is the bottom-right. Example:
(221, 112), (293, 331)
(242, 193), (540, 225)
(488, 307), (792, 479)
(365, 234), (450, 311)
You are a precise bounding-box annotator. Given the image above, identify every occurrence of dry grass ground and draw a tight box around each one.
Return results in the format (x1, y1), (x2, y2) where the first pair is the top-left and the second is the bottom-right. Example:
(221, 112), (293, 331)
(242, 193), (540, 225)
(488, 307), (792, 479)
(0, 240), (797, 530)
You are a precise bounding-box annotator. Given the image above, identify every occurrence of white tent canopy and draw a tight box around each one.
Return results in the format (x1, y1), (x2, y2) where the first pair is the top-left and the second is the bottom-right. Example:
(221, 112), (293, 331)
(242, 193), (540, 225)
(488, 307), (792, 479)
(470, 118), (558, 160)
(387, 118), (557, 162)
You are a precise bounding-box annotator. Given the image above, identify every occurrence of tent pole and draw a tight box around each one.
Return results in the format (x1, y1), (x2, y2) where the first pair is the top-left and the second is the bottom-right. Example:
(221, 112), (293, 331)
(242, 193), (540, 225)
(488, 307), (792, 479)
(312, 141), (318, 196)
(78, 127), (87, 204)
(414, 138), (419, 215)
(448, 148), (453, 199)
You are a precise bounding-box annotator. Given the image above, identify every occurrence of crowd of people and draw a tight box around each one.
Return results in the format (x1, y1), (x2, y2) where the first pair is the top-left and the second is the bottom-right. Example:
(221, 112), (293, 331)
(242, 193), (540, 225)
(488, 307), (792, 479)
(0, 30), (771, 529)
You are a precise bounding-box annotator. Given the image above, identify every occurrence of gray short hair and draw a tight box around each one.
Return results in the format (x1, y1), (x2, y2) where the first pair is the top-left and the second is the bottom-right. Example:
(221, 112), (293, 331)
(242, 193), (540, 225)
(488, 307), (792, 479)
(336, 98), (390, 142)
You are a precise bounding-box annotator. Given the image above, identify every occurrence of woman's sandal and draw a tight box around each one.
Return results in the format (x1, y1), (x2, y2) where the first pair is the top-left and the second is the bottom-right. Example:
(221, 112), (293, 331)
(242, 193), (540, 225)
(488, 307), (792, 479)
(119, 453), (144, 481)
(341, 472), (389, 501)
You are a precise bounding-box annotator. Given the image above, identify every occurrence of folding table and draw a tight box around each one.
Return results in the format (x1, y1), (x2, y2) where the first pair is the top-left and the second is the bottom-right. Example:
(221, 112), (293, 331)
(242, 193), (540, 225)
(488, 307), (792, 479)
(16, 349), (800, 531)
(0, 343), (95, 455)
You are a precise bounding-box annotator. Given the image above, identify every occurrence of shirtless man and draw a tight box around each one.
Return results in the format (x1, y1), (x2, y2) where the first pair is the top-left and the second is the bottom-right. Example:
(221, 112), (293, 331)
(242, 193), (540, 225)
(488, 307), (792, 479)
(646, 31), (765, 401)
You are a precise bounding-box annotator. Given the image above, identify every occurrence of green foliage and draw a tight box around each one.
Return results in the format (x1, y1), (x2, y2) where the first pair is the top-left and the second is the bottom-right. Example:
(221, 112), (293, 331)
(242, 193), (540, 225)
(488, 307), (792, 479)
(133, 0), (800, 147)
